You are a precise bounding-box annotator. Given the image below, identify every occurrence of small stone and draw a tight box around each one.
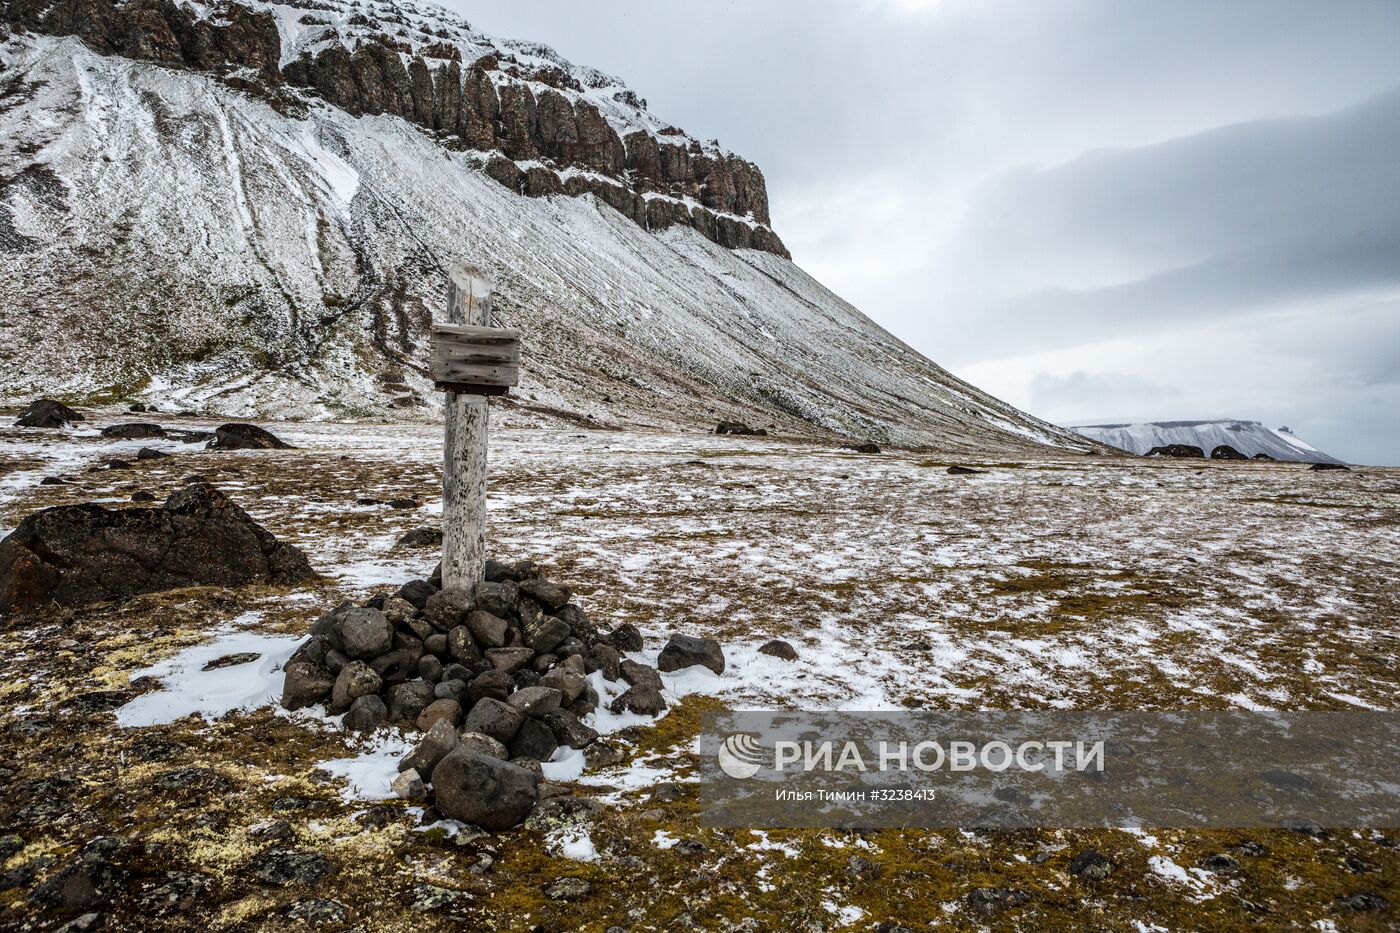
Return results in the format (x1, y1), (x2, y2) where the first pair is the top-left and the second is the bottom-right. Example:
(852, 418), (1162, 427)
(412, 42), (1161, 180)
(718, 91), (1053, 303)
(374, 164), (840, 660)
(130, 490), (157, 502)
(610, 684), (666, 715)
(1196, 853), (1240, 875)
(473, 580), (518, 617)
(658, 635), (725, 675)
(250, 820), (293, 841)
(343, 695), (388, 733)
(203, 651), (260, 671)
(447, 625), (481, 663)
(758, 639), (798, 661)
(388, 680), (436, 725)
(434, 678), (468, 703)
(424, 633), (448, 657)
(396, 579), (437, 609)
(586, 644), (622, 680)
(386, 497), (417, 509)
(554, 603), (597, 641)
(520, 578), (571, 611)
(391, 769), (427, 801)
(370, 647), (420, 686)
(486, 647), (535, 673)
(963, 887), (1031, 915)
(462, 697), (525, 744)
(416, 698), (462, 732)
(540, 669), (587, 704)
(509, 717), (559, 761)
(468, 669), (514, 704)
(606, 623), (643, 652)
(135, 447), (168, 460)
(330, 661), (381, 713)
(424, 587), (473, 631)
(847, 855), (879, 880)
(32, 858), (118, 909)
(1068, 848), (1114, 880)
(398, 719), (460, 780)
(418, 655), (444, 682)
(507, 685), (563, 717)
(620, 659), (662, 689)
(324, 649), (349, 674)
(340, 607), (393, 659)
(396, 526), (442, 548)
(584, 740), (626, 769)
(539, 708), (598, 749)
(281, 660), (334, 711)
(465, 610), (509, 648)
(1336, 891), (1388, 911)
(570, 684), (600, 718)
(554, 636), (586, 659)
(245, 848), (330, 886)
(459, 731), (509, 760)
(523, 614), (571, 654)
(382, 596), (417, 625)
(543, 877), (591, 901)
(410, 883), (470, 912)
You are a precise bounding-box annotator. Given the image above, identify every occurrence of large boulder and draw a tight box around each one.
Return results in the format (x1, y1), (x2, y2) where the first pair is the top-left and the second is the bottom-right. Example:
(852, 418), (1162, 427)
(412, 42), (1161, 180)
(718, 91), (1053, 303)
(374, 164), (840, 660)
(1145, 444), (1205, 459)
(657, 634), (725, 675)
(339, 608), (393, 659)
(1210, 445), (1248, 460)
(207, 423), (294, 450)
(0, 483), (316, 614)
(100, 422), (166, 439)
(431, 749), (539, 831)
(15, 399), (83, 428)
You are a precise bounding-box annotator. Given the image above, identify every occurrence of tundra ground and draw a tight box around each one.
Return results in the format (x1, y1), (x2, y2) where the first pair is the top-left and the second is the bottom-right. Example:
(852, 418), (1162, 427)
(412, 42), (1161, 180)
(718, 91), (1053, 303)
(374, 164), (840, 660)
(1, 415), (1397, 931)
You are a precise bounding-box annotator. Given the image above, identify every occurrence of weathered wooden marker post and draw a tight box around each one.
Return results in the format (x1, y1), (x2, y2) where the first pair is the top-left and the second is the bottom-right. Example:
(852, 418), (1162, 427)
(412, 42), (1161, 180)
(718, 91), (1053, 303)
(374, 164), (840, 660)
(431, 267), (521, 590)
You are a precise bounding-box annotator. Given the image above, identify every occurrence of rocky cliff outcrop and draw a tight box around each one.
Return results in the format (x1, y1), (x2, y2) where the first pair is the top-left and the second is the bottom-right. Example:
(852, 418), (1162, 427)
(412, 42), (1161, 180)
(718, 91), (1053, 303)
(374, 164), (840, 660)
(3, 0), (787, 255)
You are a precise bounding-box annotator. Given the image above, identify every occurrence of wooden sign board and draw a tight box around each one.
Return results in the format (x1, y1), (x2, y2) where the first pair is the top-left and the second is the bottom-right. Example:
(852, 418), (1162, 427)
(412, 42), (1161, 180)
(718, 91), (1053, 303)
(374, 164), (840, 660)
(429, 323), (521, 395)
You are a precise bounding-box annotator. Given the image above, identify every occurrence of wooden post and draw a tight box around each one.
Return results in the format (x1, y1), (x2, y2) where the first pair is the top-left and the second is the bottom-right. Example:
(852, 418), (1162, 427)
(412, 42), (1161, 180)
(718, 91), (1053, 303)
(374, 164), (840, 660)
(441, 267), (494, 591)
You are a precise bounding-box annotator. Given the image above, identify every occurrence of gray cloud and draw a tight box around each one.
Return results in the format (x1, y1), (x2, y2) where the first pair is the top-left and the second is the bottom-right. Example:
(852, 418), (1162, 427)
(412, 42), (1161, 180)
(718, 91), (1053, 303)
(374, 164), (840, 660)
(450, 1), (1400, 462)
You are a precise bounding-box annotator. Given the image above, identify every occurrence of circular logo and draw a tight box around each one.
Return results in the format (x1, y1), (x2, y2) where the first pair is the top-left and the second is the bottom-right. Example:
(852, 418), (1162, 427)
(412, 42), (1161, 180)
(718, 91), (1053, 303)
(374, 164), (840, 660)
(717, 733), (766, 779)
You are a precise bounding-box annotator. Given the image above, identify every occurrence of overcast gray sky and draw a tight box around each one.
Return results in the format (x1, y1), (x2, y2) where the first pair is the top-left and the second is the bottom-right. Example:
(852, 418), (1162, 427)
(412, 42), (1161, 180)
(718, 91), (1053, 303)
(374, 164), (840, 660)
(453, 0), (1400, 464)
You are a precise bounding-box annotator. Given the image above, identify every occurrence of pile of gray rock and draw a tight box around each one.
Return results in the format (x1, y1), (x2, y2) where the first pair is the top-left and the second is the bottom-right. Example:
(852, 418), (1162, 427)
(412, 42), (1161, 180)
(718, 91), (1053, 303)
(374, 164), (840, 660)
(280, 560), (726, 830)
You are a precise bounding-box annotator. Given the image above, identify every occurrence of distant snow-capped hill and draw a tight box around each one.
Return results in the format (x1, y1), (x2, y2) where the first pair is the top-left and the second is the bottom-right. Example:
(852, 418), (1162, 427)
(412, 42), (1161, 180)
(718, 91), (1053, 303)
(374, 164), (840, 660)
(1071, 420), (1344, 464)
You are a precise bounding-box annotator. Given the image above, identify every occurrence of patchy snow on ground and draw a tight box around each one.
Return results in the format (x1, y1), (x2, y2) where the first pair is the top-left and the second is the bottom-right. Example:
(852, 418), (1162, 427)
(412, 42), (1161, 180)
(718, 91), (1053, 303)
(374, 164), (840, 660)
(115, 616), (303, 727)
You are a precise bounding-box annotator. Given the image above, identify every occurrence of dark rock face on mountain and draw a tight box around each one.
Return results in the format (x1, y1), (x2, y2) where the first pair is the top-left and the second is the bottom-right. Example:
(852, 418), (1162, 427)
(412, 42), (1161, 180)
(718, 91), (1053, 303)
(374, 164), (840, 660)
(7, 0), (785, 256)
(0, 483), (315, 614)
(1146, 444), (1205, 459)
(14, 398), (82, 428)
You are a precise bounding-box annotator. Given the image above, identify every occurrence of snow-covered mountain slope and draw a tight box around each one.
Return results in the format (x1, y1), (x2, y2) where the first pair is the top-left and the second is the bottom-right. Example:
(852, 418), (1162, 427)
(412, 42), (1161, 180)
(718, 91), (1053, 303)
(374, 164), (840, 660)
(1071, 420), (1344, 464)
(0, 28), (1089, 453)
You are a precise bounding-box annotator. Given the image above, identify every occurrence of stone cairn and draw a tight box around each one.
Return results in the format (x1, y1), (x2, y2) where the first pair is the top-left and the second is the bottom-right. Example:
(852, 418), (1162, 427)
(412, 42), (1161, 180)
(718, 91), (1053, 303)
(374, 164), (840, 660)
(279, 559), (724, 831)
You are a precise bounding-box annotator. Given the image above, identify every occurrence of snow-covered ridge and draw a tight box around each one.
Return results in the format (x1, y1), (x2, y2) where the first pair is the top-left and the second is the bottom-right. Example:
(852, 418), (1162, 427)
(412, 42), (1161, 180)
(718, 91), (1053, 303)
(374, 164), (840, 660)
(1072, 420), (1344, 464)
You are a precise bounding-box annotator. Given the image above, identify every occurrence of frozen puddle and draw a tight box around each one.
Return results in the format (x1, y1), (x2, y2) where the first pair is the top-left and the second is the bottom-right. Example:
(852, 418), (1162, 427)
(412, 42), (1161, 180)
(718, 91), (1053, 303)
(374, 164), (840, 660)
(115, 615), (303, 727)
